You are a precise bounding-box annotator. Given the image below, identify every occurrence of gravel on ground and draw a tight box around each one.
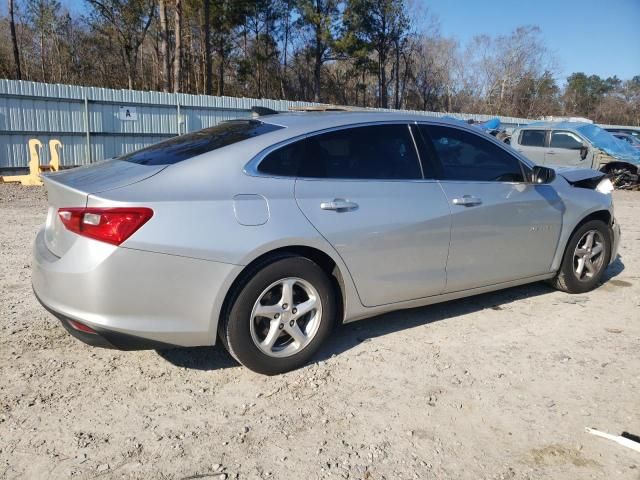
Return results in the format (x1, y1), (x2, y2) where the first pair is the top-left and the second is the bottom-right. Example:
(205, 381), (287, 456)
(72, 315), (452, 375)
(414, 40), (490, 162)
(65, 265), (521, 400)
(1, 184), (638, 479)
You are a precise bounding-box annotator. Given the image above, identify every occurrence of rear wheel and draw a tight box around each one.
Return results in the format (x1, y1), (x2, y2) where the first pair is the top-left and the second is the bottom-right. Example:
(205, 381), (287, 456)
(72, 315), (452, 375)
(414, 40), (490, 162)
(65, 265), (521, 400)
(550, 220), (611, 293)
(219, 256), (336, 375)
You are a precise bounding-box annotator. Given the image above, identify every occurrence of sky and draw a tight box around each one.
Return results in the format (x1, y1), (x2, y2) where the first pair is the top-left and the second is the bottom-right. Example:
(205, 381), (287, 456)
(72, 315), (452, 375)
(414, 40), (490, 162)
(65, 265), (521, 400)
(424, 0), (640, 82)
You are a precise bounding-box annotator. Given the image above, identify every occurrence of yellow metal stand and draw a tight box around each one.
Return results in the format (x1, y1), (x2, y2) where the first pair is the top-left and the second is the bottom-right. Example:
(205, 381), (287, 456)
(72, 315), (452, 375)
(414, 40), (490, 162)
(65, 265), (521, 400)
(48, 139), (61, 172)
(1, 139), (61, 186)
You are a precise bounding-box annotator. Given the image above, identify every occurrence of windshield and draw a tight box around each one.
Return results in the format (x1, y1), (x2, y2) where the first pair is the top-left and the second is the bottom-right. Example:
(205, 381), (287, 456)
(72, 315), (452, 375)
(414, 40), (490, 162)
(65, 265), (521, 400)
(577, 124), (640, 162)
(119, 120), (284, 166)
(624, 135), (640, 145)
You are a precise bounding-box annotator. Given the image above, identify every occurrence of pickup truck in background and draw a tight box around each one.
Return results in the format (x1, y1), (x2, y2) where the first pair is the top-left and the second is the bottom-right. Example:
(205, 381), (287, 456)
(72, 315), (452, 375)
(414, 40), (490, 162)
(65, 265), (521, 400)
(511, 122), (640, 188)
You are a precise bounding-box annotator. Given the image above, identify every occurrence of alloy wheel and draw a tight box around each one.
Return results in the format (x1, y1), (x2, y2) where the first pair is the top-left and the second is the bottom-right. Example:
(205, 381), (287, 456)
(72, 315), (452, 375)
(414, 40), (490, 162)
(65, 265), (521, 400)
(249, 277), (322, 358)
(573, 229), (605, 281)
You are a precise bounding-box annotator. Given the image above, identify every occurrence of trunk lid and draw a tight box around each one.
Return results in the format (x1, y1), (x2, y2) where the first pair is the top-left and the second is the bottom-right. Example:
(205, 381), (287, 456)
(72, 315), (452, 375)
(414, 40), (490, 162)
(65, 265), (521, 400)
(43, 160), (165, 257)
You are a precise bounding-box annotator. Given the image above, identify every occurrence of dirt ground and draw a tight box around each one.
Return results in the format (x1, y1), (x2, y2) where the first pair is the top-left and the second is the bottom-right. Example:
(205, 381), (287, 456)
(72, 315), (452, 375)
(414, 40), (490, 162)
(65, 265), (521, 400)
(0, 184), (638, 480)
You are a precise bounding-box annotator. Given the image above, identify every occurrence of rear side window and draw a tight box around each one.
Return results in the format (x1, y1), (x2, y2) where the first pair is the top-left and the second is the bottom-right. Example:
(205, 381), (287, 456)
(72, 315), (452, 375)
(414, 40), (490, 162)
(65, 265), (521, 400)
(519, 130), (546, 147)
(258, 140), (306, 176)
(299, 124), (422, 180)
(550, 131), (583, 149)
(420, 125), (525, 182)
(119, 120), (283, 166)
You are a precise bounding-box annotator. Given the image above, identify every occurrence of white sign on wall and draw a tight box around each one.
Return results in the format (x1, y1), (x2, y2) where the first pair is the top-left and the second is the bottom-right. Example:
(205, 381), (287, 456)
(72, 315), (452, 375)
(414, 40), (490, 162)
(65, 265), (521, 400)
(118, 106), (137, 121)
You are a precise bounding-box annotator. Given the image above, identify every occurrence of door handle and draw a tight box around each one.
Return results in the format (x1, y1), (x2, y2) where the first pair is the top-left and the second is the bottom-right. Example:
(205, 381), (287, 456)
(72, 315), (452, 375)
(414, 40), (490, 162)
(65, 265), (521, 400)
(320, 199), (359, 211)
(452, 195), (482, 207)
(546, 151), (556, 155)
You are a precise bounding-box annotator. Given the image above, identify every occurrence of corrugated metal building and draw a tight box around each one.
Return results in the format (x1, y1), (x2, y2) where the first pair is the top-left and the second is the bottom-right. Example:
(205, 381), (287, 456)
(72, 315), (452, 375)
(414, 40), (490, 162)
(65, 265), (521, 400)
(0, 79), (533, 169)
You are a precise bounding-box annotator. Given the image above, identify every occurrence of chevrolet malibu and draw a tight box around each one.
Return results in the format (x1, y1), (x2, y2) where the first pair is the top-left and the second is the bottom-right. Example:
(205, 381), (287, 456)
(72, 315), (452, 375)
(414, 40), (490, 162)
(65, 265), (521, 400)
(32, 112), (621, 375)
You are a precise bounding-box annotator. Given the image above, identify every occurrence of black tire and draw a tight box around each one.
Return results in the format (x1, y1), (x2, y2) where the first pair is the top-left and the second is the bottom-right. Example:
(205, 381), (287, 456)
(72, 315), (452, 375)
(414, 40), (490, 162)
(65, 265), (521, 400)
(219, 255), (336, 375)
(550, 220), (611, 294)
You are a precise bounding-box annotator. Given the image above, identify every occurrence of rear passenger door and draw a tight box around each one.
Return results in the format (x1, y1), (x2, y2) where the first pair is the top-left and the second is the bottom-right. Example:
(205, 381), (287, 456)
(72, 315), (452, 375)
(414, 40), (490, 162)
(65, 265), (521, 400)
(515, 129), (547, 164)
(546, 130), (586, 167)
(293, 123), (451, 307)
(417, 124), (563, 292)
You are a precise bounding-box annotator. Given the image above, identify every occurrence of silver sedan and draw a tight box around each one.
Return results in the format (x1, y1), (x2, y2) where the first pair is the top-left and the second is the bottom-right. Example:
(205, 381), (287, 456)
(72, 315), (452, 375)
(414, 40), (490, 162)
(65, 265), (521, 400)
(32, 112), (621, 374)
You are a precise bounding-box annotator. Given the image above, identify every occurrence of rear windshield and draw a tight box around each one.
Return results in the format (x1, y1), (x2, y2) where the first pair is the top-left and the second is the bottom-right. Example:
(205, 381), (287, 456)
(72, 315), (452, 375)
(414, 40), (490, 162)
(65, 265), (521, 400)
(118, 120), (283, 165)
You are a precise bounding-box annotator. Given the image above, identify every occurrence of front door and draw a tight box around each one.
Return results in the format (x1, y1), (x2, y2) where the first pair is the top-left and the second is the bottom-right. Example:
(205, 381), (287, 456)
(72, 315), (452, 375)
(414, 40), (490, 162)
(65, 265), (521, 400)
(545, 130), (588, 167)
(294, 123), (451, 307)
(417, 124), (563, 292)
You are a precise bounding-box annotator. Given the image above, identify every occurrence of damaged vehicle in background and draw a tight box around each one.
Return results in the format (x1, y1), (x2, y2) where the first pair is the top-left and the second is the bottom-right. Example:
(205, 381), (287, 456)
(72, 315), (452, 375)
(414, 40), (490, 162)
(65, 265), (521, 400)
(511, 121), (640, 189)
(32, 112), (621, 375)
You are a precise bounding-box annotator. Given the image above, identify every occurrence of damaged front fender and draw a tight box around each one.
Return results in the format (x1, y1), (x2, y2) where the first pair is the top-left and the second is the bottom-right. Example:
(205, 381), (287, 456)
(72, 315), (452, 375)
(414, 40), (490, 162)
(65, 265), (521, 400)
(553, 167), (606, 189)
(553, 166), (638, 191)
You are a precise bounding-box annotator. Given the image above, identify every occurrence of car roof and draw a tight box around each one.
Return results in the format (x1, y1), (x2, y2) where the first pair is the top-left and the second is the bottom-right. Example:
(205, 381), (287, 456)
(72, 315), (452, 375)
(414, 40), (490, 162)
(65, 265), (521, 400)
(233, 111), (487, 156)
(258, 111), (464, 134)
(241, 110), (516, 159)
(518, 121), (591, 130)
(178, 110), (537, 172)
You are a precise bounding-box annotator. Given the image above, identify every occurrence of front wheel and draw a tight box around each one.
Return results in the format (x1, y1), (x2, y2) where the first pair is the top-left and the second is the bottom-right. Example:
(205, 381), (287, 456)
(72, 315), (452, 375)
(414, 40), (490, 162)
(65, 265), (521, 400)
(219, 256), (336, 375)
(550, 220), (611, 293)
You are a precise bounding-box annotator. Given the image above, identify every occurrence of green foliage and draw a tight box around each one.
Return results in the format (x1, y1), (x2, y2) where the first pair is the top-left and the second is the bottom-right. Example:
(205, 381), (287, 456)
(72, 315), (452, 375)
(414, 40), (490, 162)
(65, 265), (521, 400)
(565, 73), (621, 116)
(341, 0), (410, 106)
(296, 0), (340, 48)
(294, 0), (340, 101)
(342, 0), (409, 53)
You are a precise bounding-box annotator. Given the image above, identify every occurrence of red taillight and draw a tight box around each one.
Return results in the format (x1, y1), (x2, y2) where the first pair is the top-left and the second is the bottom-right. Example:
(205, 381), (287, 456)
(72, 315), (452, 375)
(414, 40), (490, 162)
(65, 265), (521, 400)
(67, 319), (97, 334)
(58, 207), (153, 246)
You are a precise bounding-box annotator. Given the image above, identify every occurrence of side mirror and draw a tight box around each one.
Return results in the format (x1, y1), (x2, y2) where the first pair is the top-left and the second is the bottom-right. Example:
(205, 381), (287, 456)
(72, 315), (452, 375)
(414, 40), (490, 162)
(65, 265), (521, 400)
(580, 145), (589, 160)
(532, 165), (556, 184)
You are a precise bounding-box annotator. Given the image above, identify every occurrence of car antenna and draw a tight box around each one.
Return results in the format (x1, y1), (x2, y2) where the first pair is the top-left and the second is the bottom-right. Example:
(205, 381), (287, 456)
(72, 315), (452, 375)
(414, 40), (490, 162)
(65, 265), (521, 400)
(251, 106), (280, 118)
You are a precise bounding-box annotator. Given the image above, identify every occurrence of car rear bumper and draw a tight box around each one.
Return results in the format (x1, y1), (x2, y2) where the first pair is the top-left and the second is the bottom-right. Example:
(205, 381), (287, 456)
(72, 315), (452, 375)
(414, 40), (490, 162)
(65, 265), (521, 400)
(32, 227), (241, 348)
(34, 289), (179, 350)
